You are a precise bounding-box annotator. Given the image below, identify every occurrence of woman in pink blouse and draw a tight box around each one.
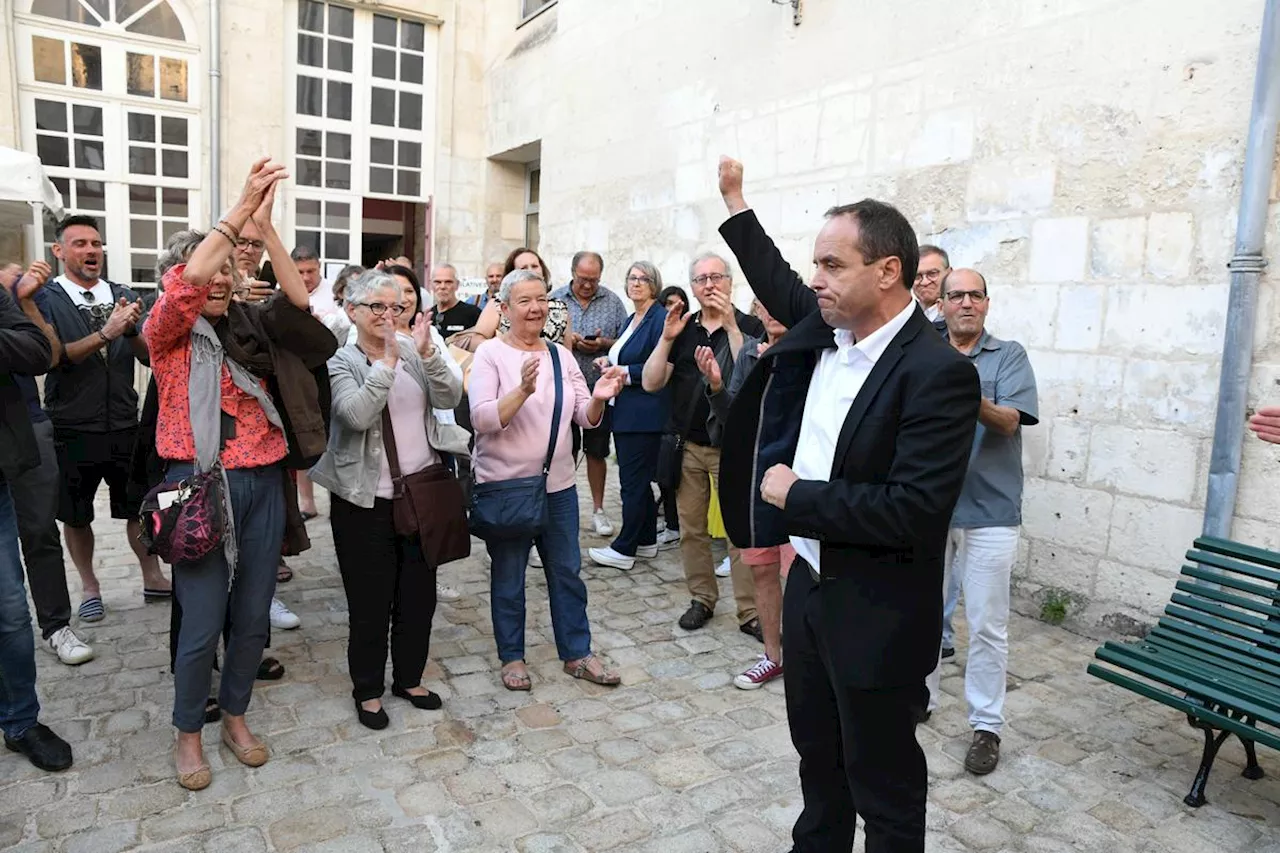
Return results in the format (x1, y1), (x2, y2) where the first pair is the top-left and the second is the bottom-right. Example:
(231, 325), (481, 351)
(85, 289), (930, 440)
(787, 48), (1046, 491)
(470, 269), (625, 691)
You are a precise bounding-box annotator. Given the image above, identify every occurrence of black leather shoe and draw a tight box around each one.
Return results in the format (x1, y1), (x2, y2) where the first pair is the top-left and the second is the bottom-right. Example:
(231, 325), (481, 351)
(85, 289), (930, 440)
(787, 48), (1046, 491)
(392, 685), (443, 710)
(355, 699), (389, 730)
(4, 723), (72, 771)
(739, 618), (764, 643)
(678, 600), (714, 631)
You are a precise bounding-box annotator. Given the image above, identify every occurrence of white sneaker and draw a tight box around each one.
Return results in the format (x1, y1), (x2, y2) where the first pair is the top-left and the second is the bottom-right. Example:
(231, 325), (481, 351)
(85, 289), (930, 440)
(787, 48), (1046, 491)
(46, 626), (94, 665)
(592, 510), (615, 537)
(437, 583), (461, 602)
(715, 556), (732, 577)
(269, 598), (301, 630)
(656, 528), (681, 549)
(636, 544), (659, 559)
(589, 546), (635, 571)
(656, 517), (666, 534)
(529, 550), (543, 568)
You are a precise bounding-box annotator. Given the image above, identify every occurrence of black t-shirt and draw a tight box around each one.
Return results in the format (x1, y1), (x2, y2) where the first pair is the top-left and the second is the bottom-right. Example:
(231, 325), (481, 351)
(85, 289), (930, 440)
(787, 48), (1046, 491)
(434, 301), (482, 337)
(667, 309), (765, 446)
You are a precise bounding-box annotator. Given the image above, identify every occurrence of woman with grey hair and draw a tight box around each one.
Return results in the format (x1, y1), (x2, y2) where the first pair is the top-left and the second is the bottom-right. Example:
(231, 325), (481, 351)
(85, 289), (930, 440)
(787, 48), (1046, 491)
(469, 269), (625, 691)
(586, 261), (675, 571)
(144, 159), (336, 790)
(310, 269), (464, 729)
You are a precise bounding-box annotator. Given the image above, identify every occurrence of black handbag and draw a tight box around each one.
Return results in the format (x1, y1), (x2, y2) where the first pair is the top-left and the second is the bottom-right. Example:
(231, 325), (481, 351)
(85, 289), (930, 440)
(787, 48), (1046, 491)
(469, 342), (563, 540)
(655, 431), (684, 492)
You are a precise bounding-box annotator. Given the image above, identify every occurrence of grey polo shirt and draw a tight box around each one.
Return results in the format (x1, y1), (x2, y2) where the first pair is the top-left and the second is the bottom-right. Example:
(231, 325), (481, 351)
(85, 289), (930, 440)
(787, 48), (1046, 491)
(550, 284), (628, 386)
(951, 331), (1039, 529)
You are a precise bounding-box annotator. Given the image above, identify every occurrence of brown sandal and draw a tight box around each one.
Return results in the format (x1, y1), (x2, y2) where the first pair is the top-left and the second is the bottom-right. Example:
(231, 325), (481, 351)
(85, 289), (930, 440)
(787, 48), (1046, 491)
(563, 653), (620, 686)
(501, 662), (532, 692)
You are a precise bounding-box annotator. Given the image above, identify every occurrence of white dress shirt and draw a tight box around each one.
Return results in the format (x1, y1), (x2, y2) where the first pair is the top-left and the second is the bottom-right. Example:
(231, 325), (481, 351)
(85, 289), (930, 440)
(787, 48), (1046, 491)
(790, 299), (918, 574)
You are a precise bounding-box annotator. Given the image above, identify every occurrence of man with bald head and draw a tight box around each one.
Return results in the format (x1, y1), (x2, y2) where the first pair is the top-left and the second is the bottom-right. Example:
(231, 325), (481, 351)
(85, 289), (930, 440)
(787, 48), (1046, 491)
(925, 268), (1038, 777)
(430, 264), (481, 337)
(470, 263), (505, 310)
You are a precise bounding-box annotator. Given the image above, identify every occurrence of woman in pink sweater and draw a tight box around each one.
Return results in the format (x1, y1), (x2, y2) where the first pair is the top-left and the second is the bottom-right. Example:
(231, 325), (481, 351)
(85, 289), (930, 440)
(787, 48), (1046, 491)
(470, 270), (625, 691)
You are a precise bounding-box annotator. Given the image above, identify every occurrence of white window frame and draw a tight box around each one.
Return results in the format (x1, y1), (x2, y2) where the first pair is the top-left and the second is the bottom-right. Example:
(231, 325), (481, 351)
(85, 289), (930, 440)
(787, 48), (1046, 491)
(519, 0), (556, 27)
(524, 161), (540, 250)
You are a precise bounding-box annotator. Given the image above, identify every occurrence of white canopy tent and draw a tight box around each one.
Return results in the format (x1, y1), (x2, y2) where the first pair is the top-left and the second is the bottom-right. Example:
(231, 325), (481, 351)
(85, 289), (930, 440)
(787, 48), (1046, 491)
(0, 146), (65, 262)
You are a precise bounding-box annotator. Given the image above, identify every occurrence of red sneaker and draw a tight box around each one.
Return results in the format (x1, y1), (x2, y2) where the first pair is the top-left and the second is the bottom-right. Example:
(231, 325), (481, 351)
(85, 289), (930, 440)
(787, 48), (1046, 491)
(734, 656), (783, 690)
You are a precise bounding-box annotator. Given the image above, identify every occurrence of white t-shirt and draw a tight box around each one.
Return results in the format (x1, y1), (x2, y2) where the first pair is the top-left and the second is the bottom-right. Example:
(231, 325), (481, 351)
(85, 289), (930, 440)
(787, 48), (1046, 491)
(56, 275), (113, 308)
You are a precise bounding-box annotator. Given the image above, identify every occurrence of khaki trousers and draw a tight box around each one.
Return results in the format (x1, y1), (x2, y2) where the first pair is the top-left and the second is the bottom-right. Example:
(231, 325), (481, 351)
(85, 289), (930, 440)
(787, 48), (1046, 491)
(675, 441), (757, 624)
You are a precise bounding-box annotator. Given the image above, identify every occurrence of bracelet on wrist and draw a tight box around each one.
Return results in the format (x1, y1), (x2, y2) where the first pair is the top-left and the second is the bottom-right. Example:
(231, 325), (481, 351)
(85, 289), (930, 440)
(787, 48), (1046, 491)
(212, 224), (237, 245)
(97, 329), (112, 344)
(217, 218), (241, 239)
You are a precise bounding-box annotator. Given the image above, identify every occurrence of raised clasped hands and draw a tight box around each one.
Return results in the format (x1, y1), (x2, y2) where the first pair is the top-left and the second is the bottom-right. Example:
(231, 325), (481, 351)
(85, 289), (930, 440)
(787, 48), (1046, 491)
(693, 345), (722, 393)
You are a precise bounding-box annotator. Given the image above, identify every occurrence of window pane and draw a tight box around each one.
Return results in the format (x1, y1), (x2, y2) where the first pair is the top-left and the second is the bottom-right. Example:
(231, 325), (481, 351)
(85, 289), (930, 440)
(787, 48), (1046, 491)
(327, 132), (351, 161)
(297, 199), (322, 229)
(161, 149), (188, 178)
(131, 254), (157, 283)
(370, 138), (394, 164)
(31, 0), (103, 26)
(401, 20), (424, 51)
(325, 161), (350, 190)
(398, 140), (421, 168)
(297, 158), (322, 187)
(296, 128), (322, 157)
(159, 57), (187, 101)
(297, 33), (323, 67)
(528, 168), (540, 205)
(397, 170), (420, 198)
(129, 184), (157, 214)
(328, 5), (354, 37)
(161, 116), (187, 145)
(128, 112), (155, 142)
(162, 219), (184, 242)
(131, 218), (157, 249)
(398, 92), (422, 130)
(297, 230), (321, 255)
(36, 135), (69, 168)
(525, 212), (540, 250)
(373, 15), (396, 46)
(72, 104), (102, 137)
(371, 88), (395, 126)
(328, 40), (352, 73)
(371, 48), (395, 79)
(129, 145), (156, 174)
(32, 36), (65, 85)
(127, 3), (185, 40)
(298, 0), (323, 32)
(51, 176), (70, 202)
(325, 232), (349, 260)
(400, 53), (423, 85)
(161, 187), (187, 218)
(70, 43), (102, 89)
(326, 202), (350, 228)
(327, 80), (351, 120)
(78, 180), (106, 211)
(34, 100), (66, 133)
(297, 76), (322, 116)
(369, 166), (394, 194)
(75, 139), (104, 170)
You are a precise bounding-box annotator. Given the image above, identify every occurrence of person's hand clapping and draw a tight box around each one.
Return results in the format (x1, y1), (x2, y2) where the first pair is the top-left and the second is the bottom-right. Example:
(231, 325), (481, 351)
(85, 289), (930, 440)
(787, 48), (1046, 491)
(592, 366), (626, 401)
(379, 316), (400, 369)
(235, 158), (288, 216)
(13, 261), (52, 301)
(694, 345), (723, 393)
(662, 303), (691, 342)
(1249, 405), (1280, 445)
(411, 314), (436, 359)
(101, 297), (140, 340)
(519, 355), (540, 395)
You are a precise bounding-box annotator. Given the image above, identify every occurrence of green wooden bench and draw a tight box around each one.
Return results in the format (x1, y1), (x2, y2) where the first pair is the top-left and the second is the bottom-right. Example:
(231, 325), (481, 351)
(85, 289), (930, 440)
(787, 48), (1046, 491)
(1087, 535), (1280, 807)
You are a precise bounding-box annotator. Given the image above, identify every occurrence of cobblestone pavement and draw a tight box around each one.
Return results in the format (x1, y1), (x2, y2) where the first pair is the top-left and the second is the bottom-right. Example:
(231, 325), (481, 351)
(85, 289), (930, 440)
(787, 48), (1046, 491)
(3, 472), (1280, 853)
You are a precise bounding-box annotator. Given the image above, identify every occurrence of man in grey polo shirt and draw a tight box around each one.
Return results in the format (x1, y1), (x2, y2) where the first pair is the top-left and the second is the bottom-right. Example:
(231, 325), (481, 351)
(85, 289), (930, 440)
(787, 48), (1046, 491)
(925, 267), (1038, 777)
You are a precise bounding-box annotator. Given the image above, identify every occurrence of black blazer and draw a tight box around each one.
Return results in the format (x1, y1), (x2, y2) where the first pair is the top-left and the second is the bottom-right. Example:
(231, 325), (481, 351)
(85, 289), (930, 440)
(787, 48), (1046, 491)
(718, 210), (980, 689)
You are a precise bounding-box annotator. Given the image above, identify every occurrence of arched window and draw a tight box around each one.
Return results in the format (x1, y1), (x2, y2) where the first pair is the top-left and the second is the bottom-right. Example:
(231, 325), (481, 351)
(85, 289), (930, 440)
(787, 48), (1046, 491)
(17, 0), (200, 291)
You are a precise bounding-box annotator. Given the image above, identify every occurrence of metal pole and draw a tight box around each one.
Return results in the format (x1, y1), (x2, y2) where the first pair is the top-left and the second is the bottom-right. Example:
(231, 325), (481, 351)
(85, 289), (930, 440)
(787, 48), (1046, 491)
(209, 0), (222, 223)
(1203, 0), (1280, 538)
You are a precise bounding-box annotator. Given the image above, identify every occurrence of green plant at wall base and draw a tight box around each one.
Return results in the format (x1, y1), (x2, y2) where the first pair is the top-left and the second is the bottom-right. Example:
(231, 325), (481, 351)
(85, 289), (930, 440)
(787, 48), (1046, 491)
(1040, 588), (1073, 625)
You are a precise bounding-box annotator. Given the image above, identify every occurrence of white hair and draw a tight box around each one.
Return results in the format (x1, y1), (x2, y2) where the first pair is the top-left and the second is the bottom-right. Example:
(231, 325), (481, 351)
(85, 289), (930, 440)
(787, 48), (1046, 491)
(689, 251), (733, 283)
(498, 269), (546, 304)
(344, 269), (401, 306)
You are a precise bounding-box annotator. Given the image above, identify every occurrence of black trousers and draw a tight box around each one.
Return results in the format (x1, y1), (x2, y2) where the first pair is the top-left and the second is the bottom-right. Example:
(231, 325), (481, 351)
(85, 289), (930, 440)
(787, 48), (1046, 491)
(784, 563), (929, 853)
(331, 494), (437, 702)
(658, 483), (679, 532)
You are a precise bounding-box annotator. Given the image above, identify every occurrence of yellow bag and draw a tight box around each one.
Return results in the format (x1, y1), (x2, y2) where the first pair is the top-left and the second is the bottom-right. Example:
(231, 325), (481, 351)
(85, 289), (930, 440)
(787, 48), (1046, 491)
(708, 476), (727, 540)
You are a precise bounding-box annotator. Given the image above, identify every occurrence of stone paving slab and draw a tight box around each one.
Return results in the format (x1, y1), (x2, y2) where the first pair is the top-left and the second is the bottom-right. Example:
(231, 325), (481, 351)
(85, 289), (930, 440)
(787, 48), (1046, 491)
(2, 471), (1278, 852)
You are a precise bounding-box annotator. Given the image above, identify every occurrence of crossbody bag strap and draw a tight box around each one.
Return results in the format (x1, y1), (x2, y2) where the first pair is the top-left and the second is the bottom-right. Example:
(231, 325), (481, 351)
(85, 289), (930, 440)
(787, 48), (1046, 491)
(543, 341), (563, 476)
(380, 407), (404, 494)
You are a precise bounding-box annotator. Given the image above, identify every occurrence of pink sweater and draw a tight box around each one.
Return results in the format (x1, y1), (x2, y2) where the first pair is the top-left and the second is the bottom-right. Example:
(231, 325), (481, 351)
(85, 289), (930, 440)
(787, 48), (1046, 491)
(470, 338), (601, 492)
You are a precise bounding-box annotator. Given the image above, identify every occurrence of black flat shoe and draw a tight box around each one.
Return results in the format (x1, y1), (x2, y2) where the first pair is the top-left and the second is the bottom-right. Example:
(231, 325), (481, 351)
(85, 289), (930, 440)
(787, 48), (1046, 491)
(678, 600), (713, 631)
(392, 685), (443, 710)
(355, 699), (389, 730)
(4, 723), (72, 772)
(256, 657), (285, 681)
(739, 618), (764, 643)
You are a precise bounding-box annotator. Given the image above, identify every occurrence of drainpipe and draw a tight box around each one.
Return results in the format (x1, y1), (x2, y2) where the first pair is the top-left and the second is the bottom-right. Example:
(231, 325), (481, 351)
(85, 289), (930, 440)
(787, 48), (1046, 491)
(208, 0), (222, 223)
(1203, 0), (1280, 538)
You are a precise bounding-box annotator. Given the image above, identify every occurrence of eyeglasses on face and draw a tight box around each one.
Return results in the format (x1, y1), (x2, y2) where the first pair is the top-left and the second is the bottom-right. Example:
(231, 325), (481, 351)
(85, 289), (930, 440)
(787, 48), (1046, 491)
(235, 238), (266, 251)
(692, 273), (729, 287)
(354, 301), (406, 316)
(626, 274), (653, 285)
(915, 269), (944, 283)
(945, 289), (988, 304)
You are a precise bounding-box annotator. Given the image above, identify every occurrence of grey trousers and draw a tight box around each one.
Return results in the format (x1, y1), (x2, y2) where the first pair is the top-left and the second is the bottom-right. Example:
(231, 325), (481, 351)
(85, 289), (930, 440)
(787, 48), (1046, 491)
(170, 464), (284, 733)
(1, 419), (72, 639)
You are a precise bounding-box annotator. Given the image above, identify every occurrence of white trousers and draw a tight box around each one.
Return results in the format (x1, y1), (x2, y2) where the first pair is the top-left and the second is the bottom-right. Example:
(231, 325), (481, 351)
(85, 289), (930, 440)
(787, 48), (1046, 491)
(925, 526), (1019, 734)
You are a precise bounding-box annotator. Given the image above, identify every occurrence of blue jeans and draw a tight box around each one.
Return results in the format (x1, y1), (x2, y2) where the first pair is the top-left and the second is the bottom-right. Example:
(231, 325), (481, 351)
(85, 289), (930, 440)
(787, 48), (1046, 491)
(487, 487), (591, 663)
(941, 558), (962, 649)
(169, 464), (284, 732)
(0, 481), (39, 740)
(611, 432), (659, 557)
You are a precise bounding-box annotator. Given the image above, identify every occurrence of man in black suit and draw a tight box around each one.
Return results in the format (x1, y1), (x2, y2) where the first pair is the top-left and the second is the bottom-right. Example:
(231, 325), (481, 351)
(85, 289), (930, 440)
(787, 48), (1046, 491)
(715, 156), (980, 852)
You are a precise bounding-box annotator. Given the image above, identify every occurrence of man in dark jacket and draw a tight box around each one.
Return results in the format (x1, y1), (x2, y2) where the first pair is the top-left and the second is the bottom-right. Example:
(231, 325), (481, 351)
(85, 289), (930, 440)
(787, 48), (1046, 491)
(715, 157), (979, 853)
(0, 283), (74, 772)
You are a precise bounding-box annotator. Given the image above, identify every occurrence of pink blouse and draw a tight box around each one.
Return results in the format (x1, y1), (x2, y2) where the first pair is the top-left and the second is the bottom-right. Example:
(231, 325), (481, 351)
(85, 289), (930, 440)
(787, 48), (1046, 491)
(376, 361), (441, 499)
(469, 338), (601, 492)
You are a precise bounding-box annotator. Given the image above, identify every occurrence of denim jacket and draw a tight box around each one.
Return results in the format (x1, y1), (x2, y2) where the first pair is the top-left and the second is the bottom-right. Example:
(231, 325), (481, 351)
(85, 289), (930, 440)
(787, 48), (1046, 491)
(309, 336), (464, 508)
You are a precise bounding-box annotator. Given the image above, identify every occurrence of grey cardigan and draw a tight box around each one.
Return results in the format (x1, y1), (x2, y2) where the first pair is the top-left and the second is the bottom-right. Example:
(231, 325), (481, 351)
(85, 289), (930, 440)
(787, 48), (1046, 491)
(309, 337), (465, 508)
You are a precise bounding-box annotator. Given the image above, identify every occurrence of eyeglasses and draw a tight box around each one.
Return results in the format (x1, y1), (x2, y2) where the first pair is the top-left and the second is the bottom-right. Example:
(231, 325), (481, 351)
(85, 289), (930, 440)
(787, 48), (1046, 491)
(626, 274), (653, 285)
(235, 238), (266, 251)
(945, 290), (988, 304)
(915, 269), (945, 283)
(692, 273), (729, 286)
(353, 301), (405, 316)
(574, 276), (601, 287)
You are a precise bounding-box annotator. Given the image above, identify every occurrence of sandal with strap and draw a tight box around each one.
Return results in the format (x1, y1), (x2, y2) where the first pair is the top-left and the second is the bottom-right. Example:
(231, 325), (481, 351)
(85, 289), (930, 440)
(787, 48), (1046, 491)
(563, 653), (621, 687)
(500, 663), (532, 692)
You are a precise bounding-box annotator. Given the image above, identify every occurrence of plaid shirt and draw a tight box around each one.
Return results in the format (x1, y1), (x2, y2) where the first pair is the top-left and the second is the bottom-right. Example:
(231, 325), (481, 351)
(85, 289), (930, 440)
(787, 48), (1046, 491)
(550, 284), (628, 386)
